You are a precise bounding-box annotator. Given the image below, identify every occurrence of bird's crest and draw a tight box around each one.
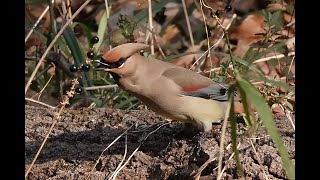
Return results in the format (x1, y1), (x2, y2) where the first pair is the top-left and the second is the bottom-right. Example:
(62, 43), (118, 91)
(101, 43), (149, 63)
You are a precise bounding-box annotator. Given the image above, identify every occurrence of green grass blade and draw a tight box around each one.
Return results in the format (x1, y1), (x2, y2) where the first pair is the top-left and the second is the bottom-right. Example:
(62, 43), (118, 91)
(63, 26), (85, 65)
(96, 10), (109, 51)
(243, 74), (295, 93)
(242, 46), (256, 62)
(237, 87), (253, 126)
(254, 42), (286, 61)
(230, 56), (295, 93)
(228, 86), (245, 178)
(63, 25), (92, 92)
(236, 74), (295, 180)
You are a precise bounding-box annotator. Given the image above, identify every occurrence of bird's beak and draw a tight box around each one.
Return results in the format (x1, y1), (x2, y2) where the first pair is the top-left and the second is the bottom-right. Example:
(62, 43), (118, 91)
(95, 59), (111, 71)
(95, 64), (111, 71)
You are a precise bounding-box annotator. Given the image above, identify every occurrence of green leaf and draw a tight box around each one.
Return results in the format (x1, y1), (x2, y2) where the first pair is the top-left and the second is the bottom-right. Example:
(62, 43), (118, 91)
(63, 26), (85, 65)
(71, 22), (94, 48)
(242, 46), (256, 62)
(63, 25), (92, 90)
(237, 86), (253, 126)
(228, 86), (245, 178)
(270, 11), (284, 32)
(236, 75), (295, 180)
(254, 42), (286, 61)
(267, 58), (278, 66)
(243, 74), (295, 93)
(96, 9), (109, 52)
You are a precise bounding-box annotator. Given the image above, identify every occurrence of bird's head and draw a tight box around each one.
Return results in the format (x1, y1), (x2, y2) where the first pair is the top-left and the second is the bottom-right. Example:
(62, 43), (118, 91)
(95, 43), (149, 74)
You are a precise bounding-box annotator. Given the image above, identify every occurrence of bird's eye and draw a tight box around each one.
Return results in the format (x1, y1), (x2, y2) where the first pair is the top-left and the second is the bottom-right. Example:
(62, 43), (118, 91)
(115, 57), (128, 68)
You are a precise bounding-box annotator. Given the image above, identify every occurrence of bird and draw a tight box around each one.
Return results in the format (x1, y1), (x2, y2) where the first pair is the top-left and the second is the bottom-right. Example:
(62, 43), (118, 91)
(95, 43), (248, 132)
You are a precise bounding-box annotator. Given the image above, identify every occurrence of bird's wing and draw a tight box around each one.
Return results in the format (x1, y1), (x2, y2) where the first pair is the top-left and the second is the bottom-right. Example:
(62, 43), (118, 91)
(161, 67), (230, 101)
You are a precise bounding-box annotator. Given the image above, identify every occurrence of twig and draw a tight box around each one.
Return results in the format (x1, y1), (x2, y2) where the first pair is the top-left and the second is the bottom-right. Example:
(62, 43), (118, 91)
(249, 138), (269, 180)
(253, 52), (295, 64)
(84, 84), (119, 90)
(25, 0), (92, 94)
(86, 123), (136, 180)
(25, 79), (79, 178)
(251, 77), (289, 85)
(190, 14), (236, 70)
(105, 0), (110, 15)
(279, 104), (295, 130)
(199, 0), (213, 77)
(217, 142), (241, 180)
(203, 51), (295, 73)
(153, 35), (166, 58)
(217, 97), (232, 179)
(111, 122), (170, 179)
(31, 63), (55, 101)
(148, 0), (154, 55)
(109, 135), (128, 180)
(67, 0), (72, 20)
(194, 156), (216, 180)
(182, 0), (195, 50)
(25, 0), (55, 43)
(288, 55), (295, 74)
(25, 98), (56, 109)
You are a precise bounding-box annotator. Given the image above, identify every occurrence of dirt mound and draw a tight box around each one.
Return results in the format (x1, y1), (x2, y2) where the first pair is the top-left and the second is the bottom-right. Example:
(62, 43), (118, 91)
(25, 105), (294, 179)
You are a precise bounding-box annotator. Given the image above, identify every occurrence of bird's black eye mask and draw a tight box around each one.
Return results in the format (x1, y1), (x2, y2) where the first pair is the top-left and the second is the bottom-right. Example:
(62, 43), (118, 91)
(95, 56), (130, 70)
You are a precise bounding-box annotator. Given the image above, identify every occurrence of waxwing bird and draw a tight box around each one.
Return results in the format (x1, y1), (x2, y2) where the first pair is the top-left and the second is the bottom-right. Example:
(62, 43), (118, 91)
(96, 43), (246, 132)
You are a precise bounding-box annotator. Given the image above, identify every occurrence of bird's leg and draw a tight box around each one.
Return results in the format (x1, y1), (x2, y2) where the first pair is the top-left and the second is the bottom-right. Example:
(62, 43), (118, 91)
(192, 131), (210, 157)
(159, 122), (200, 156)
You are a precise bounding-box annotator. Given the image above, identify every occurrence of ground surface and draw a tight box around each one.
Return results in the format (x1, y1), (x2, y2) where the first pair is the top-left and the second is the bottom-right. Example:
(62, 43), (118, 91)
(25, 105), (295, 180)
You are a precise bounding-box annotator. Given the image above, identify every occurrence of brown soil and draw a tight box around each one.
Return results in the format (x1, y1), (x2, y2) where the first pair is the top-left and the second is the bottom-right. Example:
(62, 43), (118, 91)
(25, 105), (295, 180)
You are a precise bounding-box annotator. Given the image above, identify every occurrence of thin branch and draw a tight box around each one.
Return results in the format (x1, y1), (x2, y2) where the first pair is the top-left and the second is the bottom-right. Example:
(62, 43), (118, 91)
(86, 123), (136, 180)
(182, 0), (195, 49)
(217, 97), (231, 179)
(25, 0), (92, 94)
(217, 142), (241, 180)
(253, 52), (295, 64)
(288, 55), (295, 74)
(25, 98), (56, 109)
(249, 139), (269, 180)
(25, 0), (55, 43)
(279, 104), (295, 131)
(84, 84), (119, 90)
(67, 0), (72, 20)
(194, 156), (216, 180)
(32, 63), (55, 101)
(199, 0), (212, 77)
(148, 0), (154, 55)
(190, 14), (237, 70)
(203, 51), (295, 73)
(109, 135), (128, 180)
(112, 122), (170, 179)
(25, 79), (79, 178)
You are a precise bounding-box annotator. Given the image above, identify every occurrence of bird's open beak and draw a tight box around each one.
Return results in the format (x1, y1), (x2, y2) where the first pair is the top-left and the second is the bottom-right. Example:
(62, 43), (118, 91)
(95, 59), (111, 71)
(95, 64), (111, 71)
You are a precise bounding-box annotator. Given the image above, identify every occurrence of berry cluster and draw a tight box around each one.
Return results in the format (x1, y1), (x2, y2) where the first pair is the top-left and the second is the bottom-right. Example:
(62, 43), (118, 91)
(69, 36), (100, 94)
(69, 64), (90, 72)
(210, 4), (232, 17)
